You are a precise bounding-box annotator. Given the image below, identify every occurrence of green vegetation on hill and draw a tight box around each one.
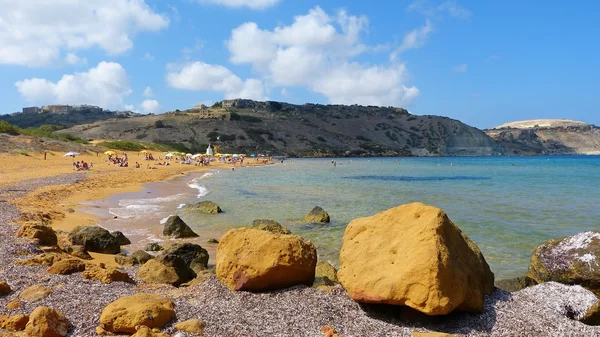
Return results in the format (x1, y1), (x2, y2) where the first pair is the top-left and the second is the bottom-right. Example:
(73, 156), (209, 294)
(97, 140), (201, 153)
(0, 121), (86, 143)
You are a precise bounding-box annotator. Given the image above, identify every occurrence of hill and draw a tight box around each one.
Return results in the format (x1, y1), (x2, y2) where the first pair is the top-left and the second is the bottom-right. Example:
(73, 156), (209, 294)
(55, 99), (502, 157)
(485, 119), (600, 155)
(0, 107), (138, 128)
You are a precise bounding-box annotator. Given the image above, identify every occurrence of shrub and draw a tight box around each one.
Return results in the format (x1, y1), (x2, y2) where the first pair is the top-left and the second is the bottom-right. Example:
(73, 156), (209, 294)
(154, 120), (165, 128)
(317, 136), (327, 142)
(97, 140), (146, 151)
(0, 121), (20, 135)
(356, 135), (371, 141)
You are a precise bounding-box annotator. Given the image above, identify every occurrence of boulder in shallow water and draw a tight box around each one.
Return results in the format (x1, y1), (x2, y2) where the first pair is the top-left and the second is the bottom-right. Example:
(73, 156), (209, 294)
(528, 231), (600, 294)
(162, 215), (199, 238)
(304, 206), (330, 223)
(145, 242), (164, 252)
(216, 228), (317, 291)
(16, 223), (57, 246)
(111, 231), (131, 245)
(315, 261), (338, 283)
(338, 202), (495, 315)
(251, 219), (291, 234)
(186, 200), (222, 214)
(68, 226), (120, 254)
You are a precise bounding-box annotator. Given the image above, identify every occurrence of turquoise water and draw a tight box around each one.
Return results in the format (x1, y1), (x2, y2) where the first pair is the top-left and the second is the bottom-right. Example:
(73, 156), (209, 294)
(177, 156), (600, 280)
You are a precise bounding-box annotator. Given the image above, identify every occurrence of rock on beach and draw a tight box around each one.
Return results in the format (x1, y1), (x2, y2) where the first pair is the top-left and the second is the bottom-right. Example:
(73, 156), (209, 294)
(528, 231), (600, 294)
(16, 223), (58, 246)
(68, 226), (121, 254)
(251, 219), (291, 234)
(216, 228), (317, 291)
(99, 293), (175, 334)
(338, 202), (495, 315)
(186, 200), (222, 214)
(162, 215), (199, 238)
(304, 206), (330, 223)
(25, 306), (68, 337)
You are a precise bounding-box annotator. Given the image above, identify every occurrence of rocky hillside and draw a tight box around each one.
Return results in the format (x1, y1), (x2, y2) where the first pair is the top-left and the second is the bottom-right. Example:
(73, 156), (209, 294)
(0, 108), (138, 128)
(56, 100), (501, 157)
(485, 119), (600, 155)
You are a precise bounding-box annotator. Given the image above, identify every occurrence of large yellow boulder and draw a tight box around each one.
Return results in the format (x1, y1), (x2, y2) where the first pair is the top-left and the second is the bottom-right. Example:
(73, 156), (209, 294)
(99, 293), (175, 334)
(25, 306), (68, 337)
(337, 202), (494, 315)
(216, 228), (317, 291)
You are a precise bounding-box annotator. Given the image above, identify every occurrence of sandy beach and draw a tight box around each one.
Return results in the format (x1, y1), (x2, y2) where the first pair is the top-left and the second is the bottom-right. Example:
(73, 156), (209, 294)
(2, 151), (600, 336)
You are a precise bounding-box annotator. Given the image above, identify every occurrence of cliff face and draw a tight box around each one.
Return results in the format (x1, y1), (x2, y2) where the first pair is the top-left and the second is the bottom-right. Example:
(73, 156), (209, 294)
(485, 120), (600, 155)
(56, 100), (502, 157)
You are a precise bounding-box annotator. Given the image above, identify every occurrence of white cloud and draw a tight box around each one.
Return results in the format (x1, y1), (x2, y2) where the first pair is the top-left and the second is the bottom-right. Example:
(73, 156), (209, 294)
(15, 61), (132, 109)
(0, 0), (169, 67)
(223, 6), (417, 107)
(143, 86), (154, 97)
(408, 0), (472, 20)
(281, 88), (289, 98)
(166, 61), (266, 100)
(140, 99), (161, 114)
(197, 0), (280, 10)
(453, 64), (467, 72)
(391, 20), (433, 59)
(143, 52), (155, 61)
(65, 53), (87, 66)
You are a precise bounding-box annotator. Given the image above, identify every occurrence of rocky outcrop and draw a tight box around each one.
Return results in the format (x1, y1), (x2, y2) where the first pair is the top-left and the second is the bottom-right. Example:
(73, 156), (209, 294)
(251, 219), (291, 234)
(216, 228), (317, 291)
(99, 293), (175, 334)
(111, 231), (131, 245)
(115, 250), (154, 266)
(16, 223), (57, 246)
(174, 319), (206, 334)
(68, 226), (120, 254)
(186, 200), (222, 214)
(337, 202), (495, 315)
(15, 253), (69, 267)
(528, 231), (600, 293)
(304, 206), (330, 223)
(46, 259), (86, 275)
(0, 281), (11, 296)
(25, 306), (68, 337)
(162, 215), (199, 238)
(19, 285), (53, 302)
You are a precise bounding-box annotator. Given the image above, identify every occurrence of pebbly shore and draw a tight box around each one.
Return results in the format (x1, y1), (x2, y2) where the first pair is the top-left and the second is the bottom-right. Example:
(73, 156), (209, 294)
(1, 175), (600, 336)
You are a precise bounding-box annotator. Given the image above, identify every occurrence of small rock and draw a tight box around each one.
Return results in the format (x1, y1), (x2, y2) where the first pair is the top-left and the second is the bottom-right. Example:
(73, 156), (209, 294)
(111, 231), (132, 245)
(65, 245), (93, 260)
(68, 226), (120, 254)
(19, 285), (53, 302)
(100, 293), (175, 334)
(15, 253), (69, 267)
(304, 206), (330, 223)
(174, 318), (206, 334)
(321, 326), (341, 337)
(186, 200), (222, 214)
(207, 238), (219, 244)
(162, 242), (209, 274)
(25, 306), (68, 337)
(162, 215), (199, 238)
(145, 243), (164, 252)
(0, 314), (29, 331)
(495, 276), (538, 292)
(315, 261), (338, 283)
(251, 219), (291, 234)
(115, 250), (154, 266)
(131, 325), (171, 337)
(16, 223), (58, 246)
(6, 300), (22, 310)
(0, 280), (11, 296)
(46, 259), (86, 275)
(82, 265), (134, 284)
(95, 325), (113, 335)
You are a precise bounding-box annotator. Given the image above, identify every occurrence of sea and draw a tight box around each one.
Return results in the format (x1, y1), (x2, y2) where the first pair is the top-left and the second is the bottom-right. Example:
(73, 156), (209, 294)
(80, 156), (600, 280)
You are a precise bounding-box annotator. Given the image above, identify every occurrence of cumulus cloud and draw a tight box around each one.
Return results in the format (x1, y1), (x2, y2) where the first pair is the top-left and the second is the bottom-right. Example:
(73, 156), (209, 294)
(197, 0), (281, 9)
(224, 6), (419, 106)
(140, 99), (161, 114)
(15, 62), (132, 109)
(143, 86), (154, 97)
(453, 64), (468, 72)
(65, 53), (87, 66)
(0, 0), (169, 67)
(166, 61), (266, 100)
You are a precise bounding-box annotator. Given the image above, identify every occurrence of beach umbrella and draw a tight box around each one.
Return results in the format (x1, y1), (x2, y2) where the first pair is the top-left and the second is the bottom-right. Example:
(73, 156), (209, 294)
(165, 153), (174, 157)
(232, 154), (240, 158)
(139, 150), (150, 154)
(104, 151), (116, 156)
(191, 154), (202, 159)
(250, 154), (256, 157)
(63, 151), (80, 157)
(186, 153), (193, 157)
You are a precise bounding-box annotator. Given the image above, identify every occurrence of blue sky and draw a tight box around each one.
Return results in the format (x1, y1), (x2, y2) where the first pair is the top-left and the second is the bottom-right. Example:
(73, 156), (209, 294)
(0, 0), (598, 129)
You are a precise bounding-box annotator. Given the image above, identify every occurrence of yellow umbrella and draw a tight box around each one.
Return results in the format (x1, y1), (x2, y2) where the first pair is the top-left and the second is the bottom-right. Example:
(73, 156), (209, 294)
(139, 150), (150, 154)
(104, 151), (116, 156)
(214, 153), (223, 157)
